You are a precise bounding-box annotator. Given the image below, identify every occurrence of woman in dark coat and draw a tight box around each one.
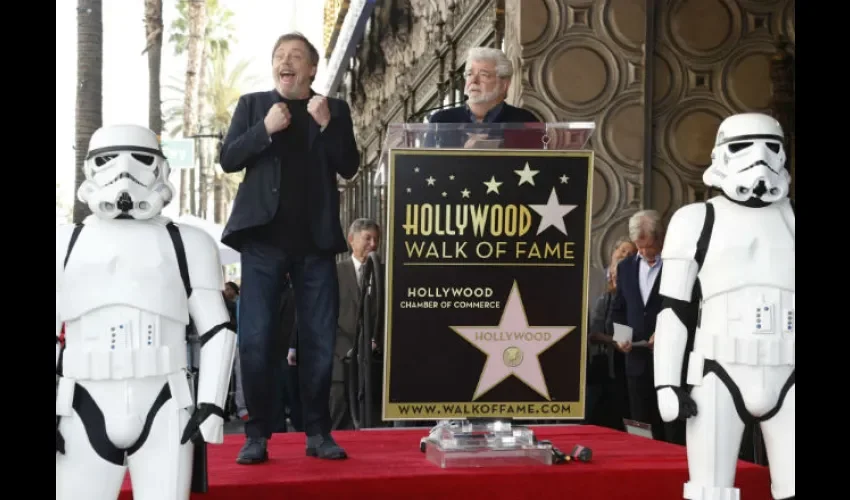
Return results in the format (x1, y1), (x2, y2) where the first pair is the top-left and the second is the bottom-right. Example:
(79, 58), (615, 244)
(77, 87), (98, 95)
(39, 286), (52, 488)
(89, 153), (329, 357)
(585, 239), (635, 430)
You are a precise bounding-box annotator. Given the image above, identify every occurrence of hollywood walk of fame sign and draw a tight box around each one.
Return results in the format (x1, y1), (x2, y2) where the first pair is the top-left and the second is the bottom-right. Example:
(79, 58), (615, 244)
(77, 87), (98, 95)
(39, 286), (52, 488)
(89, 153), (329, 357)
(382, 148), (593, 421)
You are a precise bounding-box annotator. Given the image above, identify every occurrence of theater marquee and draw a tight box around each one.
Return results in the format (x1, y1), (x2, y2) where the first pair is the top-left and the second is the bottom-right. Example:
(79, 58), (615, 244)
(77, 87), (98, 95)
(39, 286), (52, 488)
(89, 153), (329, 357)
(382, 149), (593, 421)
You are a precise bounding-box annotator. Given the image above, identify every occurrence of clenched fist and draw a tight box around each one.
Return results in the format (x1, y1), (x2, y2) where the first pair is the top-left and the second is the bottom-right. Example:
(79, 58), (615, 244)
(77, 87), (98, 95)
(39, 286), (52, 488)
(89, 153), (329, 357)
(265, 102), (291, 135)
(308, 95), (331, 129)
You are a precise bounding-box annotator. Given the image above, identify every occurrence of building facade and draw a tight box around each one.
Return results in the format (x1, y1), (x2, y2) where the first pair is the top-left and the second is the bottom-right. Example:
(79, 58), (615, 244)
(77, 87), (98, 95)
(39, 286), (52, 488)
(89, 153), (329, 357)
(323, 0), (795, 268)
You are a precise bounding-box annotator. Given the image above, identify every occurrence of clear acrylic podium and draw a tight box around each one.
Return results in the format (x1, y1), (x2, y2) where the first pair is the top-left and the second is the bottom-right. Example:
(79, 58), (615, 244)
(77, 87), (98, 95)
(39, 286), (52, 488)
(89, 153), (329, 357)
(375, 121), (596, 468)
(379, 121), (596, 154)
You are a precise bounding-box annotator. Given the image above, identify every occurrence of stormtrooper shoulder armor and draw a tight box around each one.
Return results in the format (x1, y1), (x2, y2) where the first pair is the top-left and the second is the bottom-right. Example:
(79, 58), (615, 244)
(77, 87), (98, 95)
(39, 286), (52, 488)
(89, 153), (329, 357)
(56, 224), (77, 277)
(661, 202), (712, 261)
(658, 202), (712, 302)
(176, 223), (225, 293)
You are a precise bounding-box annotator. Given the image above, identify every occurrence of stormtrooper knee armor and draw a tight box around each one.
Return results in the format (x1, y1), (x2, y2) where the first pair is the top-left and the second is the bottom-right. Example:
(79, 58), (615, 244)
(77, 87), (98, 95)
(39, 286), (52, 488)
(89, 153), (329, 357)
(653, 113), (795, 500)
(56, 124), (237, 500)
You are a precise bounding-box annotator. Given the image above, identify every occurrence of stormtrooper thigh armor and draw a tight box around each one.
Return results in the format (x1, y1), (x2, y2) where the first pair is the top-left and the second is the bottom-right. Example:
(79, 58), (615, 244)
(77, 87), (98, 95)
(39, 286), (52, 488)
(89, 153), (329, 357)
(56, 125), (236, 500)
(654, 114), (795, 500)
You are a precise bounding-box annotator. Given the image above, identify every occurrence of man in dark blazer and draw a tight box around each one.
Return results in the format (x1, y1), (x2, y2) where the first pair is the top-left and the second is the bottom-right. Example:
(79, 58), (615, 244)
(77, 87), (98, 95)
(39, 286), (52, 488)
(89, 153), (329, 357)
(611, 210), (669, 442)
(425, 47), (539, 149)
(429, 47), (538, 125)
(219, 32), (359, 465)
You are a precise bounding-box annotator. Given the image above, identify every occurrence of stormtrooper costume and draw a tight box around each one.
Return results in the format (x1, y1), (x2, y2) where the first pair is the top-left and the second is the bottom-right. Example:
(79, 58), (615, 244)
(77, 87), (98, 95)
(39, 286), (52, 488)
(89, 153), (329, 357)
(653, 113), (794, 500)
(56, 124), (237, 500)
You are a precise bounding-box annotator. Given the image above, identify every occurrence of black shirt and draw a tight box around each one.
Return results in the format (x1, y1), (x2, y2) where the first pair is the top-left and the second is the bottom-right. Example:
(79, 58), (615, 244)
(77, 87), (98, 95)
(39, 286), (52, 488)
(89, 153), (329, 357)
(261, 95), (316, 254)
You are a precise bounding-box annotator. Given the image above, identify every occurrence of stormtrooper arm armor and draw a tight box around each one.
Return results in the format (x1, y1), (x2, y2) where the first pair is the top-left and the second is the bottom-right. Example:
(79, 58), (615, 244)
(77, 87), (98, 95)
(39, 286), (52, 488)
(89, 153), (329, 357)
(654, 203), (710, 389)
(181, 227), (237, 423)
(55, 225), (76, 372)
(56, 299), (61, 369)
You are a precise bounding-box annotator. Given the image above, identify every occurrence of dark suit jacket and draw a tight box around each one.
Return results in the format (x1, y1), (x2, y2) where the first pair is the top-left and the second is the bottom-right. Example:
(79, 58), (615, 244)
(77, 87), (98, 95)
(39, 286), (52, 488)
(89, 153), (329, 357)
(429, 102), (539, 124)
(219, 89), (360, 253)
(425, 102), (541, 149)
(335, 258), (360, 383)
(336, 256), (383, 379)
(611, 255), (663, 378)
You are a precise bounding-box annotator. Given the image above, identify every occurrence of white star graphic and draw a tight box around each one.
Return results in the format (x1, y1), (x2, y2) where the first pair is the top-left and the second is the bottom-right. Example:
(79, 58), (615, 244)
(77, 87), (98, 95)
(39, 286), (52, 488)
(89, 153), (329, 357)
(449, 175), (455, 180)
(406, 187), (412, 193)
(514, 162), (540, 186)
(559, 175), (569, 184)
(461, 188), (470, 198)
(450, 281), (575, 400)
(483, 176), (502, 194)
(414, 167), (420, 173)
(426, 176), (436, 186)
(442, 191), (447, 198)
(529, 187), (578, 236)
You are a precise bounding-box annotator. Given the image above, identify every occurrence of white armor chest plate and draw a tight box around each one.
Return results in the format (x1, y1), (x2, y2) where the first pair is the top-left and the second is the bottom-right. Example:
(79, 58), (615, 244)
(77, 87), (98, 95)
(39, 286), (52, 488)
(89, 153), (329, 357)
(694, 197), (795, 366)
(57, 219), (190, 380)
(698, 197), (794, 300)
(58, 219), (189, 323)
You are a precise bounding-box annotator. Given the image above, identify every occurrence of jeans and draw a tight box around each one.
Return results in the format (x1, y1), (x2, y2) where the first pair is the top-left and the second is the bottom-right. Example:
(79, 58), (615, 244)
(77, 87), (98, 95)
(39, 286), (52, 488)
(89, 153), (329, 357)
(238, 240), (338, 438)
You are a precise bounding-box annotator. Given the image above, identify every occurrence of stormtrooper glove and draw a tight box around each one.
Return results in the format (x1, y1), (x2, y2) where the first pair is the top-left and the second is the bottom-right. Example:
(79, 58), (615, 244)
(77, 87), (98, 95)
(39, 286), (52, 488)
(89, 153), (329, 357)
(180, 403), (226, 445)
(656, 385), (698, 421)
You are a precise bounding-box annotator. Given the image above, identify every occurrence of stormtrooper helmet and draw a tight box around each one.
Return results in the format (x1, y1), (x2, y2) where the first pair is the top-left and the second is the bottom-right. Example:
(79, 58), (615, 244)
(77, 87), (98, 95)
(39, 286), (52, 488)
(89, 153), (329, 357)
(77, 124), (175, 220)
(703, 113), (790, 206)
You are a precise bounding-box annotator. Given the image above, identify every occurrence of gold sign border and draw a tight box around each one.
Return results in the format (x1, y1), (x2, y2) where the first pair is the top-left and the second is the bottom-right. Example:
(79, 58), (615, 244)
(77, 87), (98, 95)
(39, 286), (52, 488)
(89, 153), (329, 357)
(382, 148), (594, 421)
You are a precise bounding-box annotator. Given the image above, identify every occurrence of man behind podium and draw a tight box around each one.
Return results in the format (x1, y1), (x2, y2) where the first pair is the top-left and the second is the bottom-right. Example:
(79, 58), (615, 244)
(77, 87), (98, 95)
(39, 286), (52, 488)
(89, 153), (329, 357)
(430, 47), (539, 124)
(219, 32), (359, 465)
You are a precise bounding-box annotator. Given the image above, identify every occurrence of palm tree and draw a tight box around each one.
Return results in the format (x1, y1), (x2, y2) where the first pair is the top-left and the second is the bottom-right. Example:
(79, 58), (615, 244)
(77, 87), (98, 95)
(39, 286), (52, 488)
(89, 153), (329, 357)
(169, 0), (234, 216)
(170, 0), (207, 215)
(143, 0), (164, 136)
(57, 183), (72, 225)
(163, 54), (262, 222)
(74, 0), (103, 224)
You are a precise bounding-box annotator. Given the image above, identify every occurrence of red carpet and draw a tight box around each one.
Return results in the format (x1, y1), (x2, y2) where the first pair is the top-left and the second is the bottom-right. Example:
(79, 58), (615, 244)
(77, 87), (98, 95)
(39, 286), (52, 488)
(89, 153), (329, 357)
(119, 425), (772, 500)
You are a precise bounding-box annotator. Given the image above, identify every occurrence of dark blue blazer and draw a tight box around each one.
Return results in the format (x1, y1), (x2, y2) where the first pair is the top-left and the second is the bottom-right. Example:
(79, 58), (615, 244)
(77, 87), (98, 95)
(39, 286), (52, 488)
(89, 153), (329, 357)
(429, 103), (539, 124)
(611, 255), (663, 377)
(219, 89), (360, 254)
(424, 103), (541, 148)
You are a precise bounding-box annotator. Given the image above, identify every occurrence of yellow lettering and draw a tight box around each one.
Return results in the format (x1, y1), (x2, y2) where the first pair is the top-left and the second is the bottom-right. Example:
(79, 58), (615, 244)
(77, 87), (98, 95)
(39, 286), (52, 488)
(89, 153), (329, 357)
(403, 204), (418, 235)
(421, 204), (433, 236)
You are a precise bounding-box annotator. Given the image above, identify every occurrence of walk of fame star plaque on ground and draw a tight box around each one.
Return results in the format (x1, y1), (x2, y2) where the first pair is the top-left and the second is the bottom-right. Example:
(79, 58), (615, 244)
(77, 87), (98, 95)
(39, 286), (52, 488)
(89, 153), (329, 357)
(382, 148), (593, 421)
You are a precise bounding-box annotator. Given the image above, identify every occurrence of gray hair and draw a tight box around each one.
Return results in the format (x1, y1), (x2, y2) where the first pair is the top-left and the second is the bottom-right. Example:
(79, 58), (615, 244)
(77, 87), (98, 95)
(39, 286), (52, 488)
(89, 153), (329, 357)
(465, 47), (513, 78)
(348, 217), (380, 237)
(628, 210), (663, 242)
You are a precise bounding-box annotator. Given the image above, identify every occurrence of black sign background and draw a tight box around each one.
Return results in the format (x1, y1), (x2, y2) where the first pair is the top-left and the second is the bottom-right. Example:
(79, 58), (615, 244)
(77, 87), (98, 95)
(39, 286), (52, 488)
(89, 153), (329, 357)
(383, 149), (593, 420)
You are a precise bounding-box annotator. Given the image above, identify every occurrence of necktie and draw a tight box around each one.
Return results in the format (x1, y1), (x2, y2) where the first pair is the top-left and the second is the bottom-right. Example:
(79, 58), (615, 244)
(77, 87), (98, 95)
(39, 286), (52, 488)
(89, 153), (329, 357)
(357, 266), (364, 290)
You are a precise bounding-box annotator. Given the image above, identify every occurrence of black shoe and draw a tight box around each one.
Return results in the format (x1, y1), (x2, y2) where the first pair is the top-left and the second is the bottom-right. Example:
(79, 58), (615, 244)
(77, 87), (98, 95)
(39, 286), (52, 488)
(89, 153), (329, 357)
(305, 434), (347, 460)
(236, 437), (269, 465)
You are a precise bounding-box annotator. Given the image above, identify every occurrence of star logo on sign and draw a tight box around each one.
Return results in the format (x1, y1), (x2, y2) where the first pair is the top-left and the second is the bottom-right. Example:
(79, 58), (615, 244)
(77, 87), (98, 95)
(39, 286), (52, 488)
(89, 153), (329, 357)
(529, 187), (578, 236)
(514, 162), (539, 186)
(484, 176), (502, 194)
(450, 281), (575, 400)
(426, 176), (436, 186)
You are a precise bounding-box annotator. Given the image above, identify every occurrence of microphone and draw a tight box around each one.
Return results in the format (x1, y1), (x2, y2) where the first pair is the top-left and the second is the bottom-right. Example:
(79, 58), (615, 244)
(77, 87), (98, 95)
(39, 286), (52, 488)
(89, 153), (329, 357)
(570, 445), (592, 462)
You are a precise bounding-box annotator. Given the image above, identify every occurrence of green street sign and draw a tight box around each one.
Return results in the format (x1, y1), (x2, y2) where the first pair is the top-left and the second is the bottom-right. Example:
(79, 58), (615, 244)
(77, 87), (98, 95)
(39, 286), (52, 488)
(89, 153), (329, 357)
(161, 139), (195, 169)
